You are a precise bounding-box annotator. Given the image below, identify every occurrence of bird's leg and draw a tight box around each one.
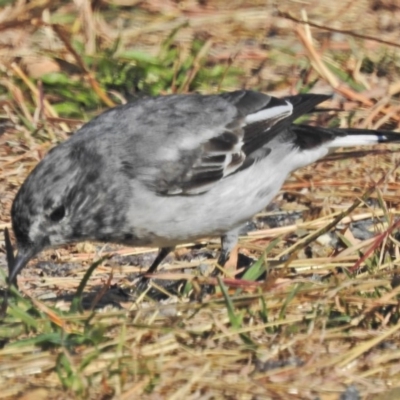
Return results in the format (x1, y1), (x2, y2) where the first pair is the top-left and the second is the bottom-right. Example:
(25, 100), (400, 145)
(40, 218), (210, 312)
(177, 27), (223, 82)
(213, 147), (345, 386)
(211, 229), (240, 277)
(197, 229), (240, 298)
(136, 246), (174, 292)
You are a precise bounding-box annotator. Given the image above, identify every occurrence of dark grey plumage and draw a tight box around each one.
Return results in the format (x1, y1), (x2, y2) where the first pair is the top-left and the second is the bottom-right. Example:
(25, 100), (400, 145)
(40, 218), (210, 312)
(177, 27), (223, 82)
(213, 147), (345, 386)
(8, 90), (400, 287)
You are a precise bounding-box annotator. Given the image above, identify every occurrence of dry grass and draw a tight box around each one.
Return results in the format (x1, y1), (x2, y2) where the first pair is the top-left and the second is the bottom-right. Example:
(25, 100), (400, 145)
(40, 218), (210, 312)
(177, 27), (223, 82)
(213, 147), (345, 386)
(1, 1), (400, 399)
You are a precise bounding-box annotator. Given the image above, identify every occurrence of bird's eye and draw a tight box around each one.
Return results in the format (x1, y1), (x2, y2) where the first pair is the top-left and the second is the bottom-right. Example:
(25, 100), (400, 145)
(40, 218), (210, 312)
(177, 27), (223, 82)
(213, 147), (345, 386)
(49, 205), (66, 222)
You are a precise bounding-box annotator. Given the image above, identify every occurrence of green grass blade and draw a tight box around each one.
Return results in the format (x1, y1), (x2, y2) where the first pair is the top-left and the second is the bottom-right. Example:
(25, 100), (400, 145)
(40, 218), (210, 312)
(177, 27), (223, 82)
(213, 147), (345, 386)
(70, 255), (111, 313)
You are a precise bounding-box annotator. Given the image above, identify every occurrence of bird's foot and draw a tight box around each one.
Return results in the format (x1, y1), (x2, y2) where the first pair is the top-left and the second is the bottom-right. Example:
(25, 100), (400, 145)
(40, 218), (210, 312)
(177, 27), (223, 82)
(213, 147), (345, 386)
(133, 275), (151, 295)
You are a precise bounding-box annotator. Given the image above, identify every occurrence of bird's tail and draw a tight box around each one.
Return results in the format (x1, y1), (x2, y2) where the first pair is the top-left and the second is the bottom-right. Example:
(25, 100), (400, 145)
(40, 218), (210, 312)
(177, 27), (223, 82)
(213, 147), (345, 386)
(291, 124), (400, 150)
(326, 127), (400, 148)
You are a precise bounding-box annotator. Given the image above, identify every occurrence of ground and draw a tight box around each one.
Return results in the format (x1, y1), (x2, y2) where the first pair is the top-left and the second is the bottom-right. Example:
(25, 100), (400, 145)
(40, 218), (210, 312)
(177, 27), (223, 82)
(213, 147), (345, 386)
(1, 1), (400, 399)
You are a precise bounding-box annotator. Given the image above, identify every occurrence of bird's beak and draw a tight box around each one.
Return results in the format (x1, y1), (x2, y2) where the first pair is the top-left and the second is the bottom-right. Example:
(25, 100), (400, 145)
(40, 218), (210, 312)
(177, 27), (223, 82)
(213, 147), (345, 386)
(2, 230), (37, 316)
(8, 248), (35, 286)
(4, 228), (36, 286)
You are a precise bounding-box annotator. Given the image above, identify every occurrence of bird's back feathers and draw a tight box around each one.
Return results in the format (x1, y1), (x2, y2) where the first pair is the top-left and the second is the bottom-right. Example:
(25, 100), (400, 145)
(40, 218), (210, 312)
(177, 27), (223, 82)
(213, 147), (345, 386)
(65, 91), (400, 197)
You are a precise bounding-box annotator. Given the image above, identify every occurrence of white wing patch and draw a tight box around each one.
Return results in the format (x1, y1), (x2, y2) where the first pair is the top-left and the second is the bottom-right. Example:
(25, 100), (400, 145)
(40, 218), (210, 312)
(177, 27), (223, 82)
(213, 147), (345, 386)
(222, 139), (245, 177)
(244, 101), (293, 125)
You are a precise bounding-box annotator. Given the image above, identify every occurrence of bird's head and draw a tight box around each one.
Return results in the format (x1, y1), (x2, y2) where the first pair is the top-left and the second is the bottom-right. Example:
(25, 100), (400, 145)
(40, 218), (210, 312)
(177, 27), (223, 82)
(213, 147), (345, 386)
(9, 138), (128, 284)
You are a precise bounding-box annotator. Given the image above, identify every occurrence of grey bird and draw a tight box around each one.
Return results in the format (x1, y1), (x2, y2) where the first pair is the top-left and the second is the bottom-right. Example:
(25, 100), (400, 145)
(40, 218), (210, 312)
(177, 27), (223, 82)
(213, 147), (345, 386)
(8, 90), (400, 288)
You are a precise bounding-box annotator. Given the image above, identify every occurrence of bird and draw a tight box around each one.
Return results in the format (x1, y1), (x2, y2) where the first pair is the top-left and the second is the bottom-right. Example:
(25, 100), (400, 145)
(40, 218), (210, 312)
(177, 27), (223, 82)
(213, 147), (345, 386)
(7, 90), (400, 290)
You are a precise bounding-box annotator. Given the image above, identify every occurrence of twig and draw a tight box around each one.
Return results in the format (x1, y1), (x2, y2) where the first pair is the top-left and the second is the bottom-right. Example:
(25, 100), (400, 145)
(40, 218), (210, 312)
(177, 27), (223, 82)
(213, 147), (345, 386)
(278, 10), (400, 49)
(50, 23), (116, 108)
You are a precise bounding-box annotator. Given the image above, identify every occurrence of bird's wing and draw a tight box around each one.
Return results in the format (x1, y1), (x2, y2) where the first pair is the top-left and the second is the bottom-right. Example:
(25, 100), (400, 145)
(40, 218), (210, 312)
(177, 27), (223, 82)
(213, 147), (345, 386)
(144, 91), (330, 195)
(241, 93), (332, 155)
